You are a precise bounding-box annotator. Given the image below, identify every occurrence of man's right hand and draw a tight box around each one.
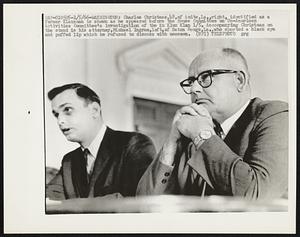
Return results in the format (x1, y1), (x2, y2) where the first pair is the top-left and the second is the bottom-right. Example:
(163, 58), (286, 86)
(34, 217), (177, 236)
(160, 104), (203, 166)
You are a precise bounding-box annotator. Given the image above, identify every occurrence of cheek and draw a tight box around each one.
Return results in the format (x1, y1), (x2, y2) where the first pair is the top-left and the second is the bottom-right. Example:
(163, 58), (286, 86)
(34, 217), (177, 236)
(76, 113), (94, 128)
(215, 88), (237, 109)
(208, 82), (233, 100)
(66, 116), (76, 126)
(204, 88), (226, 109)
(67, 114), (84, 129)
(203, 87), (218, 101)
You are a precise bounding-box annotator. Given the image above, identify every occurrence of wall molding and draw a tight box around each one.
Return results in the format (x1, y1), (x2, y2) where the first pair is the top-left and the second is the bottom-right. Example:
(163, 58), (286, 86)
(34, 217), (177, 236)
(117, 39), (192, 105)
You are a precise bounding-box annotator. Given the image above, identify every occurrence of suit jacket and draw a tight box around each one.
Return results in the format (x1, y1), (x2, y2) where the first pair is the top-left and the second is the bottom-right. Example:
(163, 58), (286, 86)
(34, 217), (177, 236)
(46, 127), (156, 200)
(137, 98), (288, 200)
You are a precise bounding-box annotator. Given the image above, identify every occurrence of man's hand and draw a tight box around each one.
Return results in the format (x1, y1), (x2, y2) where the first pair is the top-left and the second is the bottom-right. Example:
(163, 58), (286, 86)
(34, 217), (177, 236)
(160, 103), (214, 166)
(166, 103), (203, 144)
(175, 103), (214, 140)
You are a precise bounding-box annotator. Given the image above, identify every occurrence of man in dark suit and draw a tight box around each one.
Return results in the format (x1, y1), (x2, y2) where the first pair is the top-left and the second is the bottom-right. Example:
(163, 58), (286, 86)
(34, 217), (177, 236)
(137, 48), (288, 200)
(46, 83), (156, 200)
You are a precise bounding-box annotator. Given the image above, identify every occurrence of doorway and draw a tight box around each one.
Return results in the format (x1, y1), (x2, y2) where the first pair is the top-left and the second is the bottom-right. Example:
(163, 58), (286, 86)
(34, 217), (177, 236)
(133, 97), (181, 151)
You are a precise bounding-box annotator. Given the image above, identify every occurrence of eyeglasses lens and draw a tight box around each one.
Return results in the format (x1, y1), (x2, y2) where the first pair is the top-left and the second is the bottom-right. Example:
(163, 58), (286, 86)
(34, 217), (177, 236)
(198, 72), (212, 88)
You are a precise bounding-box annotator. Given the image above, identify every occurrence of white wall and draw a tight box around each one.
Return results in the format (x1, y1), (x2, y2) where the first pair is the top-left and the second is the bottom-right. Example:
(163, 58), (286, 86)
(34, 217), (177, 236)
(85, 39), (145, 131)
(235, 39), (288, 101)
(45, 38), (288, 168)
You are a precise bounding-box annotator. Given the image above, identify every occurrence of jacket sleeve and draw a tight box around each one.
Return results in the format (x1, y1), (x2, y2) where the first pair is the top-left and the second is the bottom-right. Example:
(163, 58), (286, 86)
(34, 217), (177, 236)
(46, 167), (66, 200)
(122, 133), (157, 196)
(136, 149), (179, 195)
(190, 110), (288, 200)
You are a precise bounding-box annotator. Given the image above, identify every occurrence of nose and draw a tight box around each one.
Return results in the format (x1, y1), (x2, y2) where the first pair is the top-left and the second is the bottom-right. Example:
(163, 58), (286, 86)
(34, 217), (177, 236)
(190, 79), (203, 94)
(57, 114), (66, 127)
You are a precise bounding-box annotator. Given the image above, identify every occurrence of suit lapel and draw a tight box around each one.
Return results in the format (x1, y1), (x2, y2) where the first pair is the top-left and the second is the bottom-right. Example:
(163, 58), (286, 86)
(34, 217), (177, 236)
(88, 127), (114, 197)
(70, 148), (89, 198)
(223, 98), (257, 153)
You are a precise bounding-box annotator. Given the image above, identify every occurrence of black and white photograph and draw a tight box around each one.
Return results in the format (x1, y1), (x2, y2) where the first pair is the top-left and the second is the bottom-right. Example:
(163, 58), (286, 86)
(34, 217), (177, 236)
(45, 38), (289, 210)
(4, 4), (296, 233)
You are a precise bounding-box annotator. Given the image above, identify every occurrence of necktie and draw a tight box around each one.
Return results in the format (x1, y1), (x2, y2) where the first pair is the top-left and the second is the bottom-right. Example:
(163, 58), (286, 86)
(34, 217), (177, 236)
(83, 148), (90, 183)
(213, 120), (224, 139)
(76, 148), (89, 197)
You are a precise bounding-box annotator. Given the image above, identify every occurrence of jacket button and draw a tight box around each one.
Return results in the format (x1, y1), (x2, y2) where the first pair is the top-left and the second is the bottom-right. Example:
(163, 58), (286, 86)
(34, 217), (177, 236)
(164, 172), (170, 177)
(161, 179), (167, 184)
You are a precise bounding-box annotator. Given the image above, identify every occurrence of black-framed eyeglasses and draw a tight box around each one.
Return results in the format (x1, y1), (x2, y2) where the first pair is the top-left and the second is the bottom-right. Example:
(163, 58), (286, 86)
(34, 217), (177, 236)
(180, 69), (245, 94)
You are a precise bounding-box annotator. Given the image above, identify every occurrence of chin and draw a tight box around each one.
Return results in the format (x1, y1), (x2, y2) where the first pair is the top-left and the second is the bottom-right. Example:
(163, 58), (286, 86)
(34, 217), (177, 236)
(65, 135), (79, 143)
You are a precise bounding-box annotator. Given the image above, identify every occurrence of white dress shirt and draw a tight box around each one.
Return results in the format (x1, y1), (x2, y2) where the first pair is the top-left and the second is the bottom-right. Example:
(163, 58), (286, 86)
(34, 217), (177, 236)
(82, 125), (107, 175)
(220, 100), (250, 139)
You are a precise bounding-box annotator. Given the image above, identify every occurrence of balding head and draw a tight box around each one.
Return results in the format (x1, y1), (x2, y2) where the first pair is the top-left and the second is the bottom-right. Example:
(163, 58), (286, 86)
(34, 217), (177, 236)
(186, 48), (251, 123)
(189, 48), (250, 80)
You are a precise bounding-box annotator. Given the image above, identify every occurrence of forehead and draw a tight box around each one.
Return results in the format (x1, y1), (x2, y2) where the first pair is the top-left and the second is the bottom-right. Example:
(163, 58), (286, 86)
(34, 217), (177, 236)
(51, 89), (84, 109)
(189, 51), (242, 76)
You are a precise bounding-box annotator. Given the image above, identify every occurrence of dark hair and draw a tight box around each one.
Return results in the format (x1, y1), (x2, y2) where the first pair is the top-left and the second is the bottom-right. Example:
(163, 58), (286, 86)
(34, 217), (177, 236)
(48, 83), (101, 106)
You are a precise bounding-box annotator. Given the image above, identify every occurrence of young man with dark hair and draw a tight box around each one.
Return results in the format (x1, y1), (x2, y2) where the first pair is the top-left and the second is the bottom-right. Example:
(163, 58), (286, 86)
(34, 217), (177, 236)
(46, 83), (156, 200)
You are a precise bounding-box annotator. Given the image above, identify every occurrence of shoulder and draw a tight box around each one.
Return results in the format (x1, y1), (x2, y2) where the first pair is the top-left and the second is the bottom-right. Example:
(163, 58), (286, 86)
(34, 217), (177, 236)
(61, 147), (82, 163)
(109, 128), (156, 157)
(111, 129), (154, 146)
(251, 97), (288, 121)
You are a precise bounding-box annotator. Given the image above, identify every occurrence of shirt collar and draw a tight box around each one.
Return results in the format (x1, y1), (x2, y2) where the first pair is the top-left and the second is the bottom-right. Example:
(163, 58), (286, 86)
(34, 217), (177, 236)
(82, 124), (107, 158)
(221, 100), (250, 137)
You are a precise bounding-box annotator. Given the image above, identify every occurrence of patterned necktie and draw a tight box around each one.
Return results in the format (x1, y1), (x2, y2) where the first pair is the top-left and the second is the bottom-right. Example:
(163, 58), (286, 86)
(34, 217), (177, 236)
(213, 120), (224, 139)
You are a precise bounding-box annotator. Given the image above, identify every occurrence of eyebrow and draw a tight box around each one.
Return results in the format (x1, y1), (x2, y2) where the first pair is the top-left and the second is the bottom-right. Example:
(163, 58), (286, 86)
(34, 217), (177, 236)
(59, 103), (72, 108)
(52, 103), (72, 115)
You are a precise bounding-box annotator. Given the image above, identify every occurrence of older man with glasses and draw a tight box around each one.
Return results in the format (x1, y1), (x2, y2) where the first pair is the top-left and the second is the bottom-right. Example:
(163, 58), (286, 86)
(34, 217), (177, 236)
(137, 48), (288, 200)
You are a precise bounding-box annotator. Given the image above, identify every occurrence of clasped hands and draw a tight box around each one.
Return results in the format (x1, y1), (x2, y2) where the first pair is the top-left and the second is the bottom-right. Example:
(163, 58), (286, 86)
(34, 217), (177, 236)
(173, 103), (215, 141)
(161, 103), (215, 165)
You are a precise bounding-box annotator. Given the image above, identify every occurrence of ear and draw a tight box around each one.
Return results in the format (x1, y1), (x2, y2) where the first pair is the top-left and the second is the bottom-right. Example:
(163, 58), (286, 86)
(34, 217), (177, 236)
(90, 102), (101, 118)
(235, 72), (247, 92)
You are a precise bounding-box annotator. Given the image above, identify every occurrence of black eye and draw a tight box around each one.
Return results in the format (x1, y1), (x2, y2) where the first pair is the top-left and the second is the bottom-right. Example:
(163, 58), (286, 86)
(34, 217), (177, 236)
(64, 107), (73, 114)
(53, 112), (58, 118)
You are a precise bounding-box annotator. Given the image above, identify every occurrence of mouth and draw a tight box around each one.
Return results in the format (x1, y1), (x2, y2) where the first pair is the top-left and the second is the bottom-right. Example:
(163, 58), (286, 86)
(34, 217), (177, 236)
(61, 128), (72, 135)
(195, 98), (210, 105)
